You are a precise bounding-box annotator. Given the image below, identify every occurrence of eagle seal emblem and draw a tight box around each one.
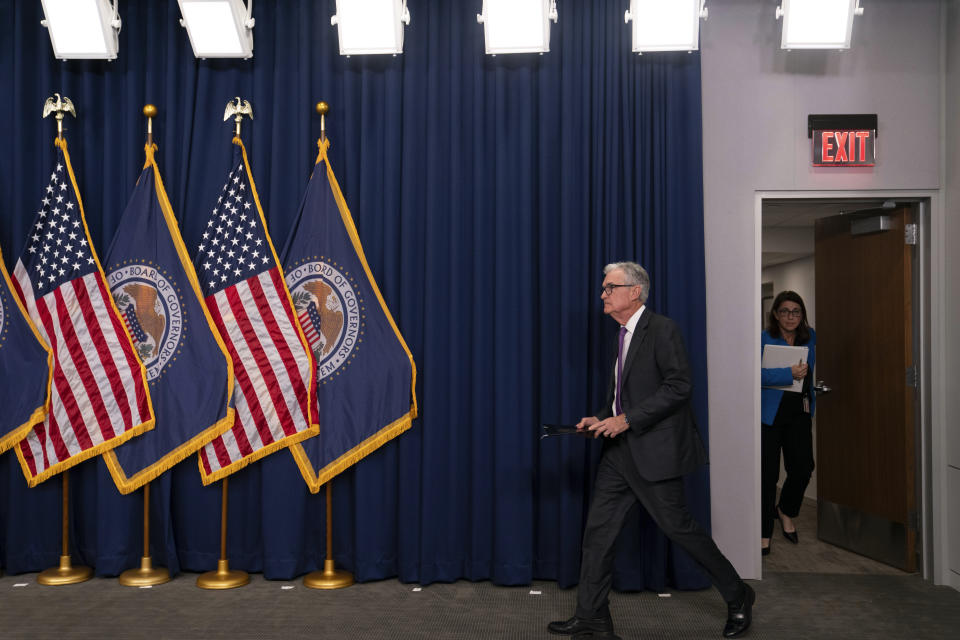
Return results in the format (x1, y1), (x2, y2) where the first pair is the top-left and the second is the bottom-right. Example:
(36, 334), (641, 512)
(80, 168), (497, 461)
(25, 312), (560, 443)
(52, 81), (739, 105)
(107, 263), (185, 382)
(285, 259), (363, 381)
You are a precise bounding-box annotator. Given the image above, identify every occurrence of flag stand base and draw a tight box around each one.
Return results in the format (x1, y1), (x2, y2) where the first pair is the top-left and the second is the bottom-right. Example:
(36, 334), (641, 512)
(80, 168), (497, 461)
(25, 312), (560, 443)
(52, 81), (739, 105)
(38, 555), (93, 585)
(196, 559), (249, 590)
(40, 473), (92, 585)
(119, 556), (170, 587)
(119, 483), (170, 586)
(303, 559), (354, 590)
(304, 481), (354, 589)
(197, 479), (249, 589)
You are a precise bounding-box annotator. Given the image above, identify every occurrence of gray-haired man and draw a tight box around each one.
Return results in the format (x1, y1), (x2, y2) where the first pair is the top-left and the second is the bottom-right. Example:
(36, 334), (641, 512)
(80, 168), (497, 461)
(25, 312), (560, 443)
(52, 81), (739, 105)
(548, 262), (754, 639)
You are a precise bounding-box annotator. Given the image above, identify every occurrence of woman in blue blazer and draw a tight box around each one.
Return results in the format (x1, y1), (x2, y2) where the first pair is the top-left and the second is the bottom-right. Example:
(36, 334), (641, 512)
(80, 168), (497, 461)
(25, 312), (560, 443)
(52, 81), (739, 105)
(760, 291), (816, 556)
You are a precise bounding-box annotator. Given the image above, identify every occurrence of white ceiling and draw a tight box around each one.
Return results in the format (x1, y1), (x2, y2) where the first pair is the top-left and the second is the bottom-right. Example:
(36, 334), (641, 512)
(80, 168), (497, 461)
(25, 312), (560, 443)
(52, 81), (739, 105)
(760, 198), (897, 267)
(761, 250), (806, 269)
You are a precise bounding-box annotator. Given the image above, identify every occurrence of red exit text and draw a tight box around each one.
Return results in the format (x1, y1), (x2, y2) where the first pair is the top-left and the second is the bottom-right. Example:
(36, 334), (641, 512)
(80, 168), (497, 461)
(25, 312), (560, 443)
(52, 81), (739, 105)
(812, 130), (875, 167)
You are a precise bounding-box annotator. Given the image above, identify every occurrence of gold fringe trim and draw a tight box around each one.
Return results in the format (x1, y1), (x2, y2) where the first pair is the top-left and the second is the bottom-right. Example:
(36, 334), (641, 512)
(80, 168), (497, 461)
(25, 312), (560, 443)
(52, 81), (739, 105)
(284, 137), (419, 492)
(104, 408), (236, 494)
(97, 142), (239, 494)
(291, 410), (415, 494)
(0, 243), (54, 431)
(0, 406), (47, 455)
(0, 243), (54, 355)
(316, 139), (418, 420)
(198, 422), (320, 486)
(15, 416), (155, 487)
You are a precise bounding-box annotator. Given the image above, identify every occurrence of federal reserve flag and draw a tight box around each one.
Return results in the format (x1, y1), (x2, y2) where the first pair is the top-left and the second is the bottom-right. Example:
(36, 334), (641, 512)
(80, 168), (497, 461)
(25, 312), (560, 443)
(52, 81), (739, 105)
(102, 144), (235, 493)
(284, 138), (417, 493)
(0, 243), (52, 453)
(11, 137), (154, 485)
(193, 137), (318, 484)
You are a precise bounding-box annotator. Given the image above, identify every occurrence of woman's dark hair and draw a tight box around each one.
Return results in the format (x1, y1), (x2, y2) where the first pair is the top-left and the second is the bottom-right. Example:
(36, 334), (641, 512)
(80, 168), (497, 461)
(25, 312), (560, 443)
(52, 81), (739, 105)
(767, 290), (811, 344)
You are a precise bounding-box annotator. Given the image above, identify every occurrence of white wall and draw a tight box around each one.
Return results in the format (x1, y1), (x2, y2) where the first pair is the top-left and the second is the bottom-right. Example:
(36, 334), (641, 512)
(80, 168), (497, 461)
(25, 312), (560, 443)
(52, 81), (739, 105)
(700, 0), (947, 580)
(761, 256), (817, 501)
(943, 0), (960, 588)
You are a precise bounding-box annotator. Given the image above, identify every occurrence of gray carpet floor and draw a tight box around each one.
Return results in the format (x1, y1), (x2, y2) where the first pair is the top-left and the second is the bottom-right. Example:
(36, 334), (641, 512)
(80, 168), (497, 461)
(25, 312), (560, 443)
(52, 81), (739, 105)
(2, 501), (957, 639)
(0, 571), (957, 639)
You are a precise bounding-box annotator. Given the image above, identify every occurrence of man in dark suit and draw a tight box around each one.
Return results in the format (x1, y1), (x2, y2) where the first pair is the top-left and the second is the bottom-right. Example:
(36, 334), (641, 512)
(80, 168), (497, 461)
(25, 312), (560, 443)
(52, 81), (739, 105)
(548, 262), (754, 639)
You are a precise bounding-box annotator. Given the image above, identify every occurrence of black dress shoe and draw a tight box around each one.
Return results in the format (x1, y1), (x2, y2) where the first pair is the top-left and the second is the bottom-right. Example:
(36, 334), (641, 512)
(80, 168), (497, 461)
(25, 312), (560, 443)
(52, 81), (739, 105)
(778, 510), (799, 544)
(761, 545), (771, 556)
(547, 615), (618, 637)
(723, 582), (755, 638)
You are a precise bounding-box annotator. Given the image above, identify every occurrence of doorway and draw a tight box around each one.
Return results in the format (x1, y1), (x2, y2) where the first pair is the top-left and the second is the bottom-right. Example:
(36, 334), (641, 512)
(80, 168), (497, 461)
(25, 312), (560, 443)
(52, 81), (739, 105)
(759, 195), (931, 577)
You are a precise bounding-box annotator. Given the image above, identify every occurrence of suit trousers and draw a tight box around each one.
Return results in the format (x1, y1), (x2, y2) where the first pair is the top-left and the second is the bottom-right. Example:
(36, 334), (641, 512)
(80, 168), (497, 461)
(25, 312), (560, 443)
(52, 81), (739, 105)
(760, 401), (814, 538)
(576, 437), (742, 619)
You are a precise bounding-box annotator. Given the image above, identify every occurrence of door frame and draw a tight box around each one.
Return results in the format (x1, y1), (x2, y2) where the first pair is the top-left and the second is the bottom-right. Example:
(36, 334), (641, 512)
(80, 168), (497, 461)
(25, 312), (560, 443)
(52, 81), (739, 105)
(754, 189), (944, 582)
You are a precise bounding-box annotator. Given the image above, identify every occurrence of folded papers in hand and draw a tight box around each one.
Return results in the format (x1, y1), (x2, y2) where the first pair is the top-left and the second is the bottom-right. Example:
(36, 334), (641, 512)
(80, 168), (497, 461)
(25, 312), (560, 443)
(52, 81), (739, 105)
(541, 424), (593, 439)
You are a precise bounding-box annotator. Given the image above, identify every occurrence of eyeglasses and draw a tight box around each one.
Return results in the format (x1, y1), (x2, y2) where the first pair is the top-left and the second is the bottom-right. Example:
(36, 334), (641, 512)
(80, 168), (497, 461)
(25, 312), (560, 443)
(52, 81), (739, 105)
(600, 283), (634, 296)
(776, 308), (802, 318)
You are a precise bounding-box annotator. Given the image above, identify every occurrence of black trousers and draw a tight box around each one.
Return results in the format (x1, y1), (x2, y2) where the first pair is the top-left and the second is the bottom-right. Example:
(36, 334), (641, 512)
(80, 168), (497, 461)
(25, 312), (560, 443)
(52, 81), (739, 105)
(575, 438), (742, 619)
(760, 399), (814, 539)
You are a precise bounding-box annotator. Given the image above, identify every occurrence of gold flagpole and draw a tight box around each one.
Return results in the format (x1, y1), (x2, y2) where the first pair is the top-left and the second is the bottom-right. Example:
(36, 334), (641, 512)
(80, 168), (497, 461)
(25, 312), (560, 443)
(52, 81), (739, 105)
(303, 481), (354, 589)
(37, 95), (91, 586)
(316, 101), (328, 142)
(118, 104), (172, 588)
(303, 100), (353, 591)
(197, 99), (255, 590)
(119, 480), (170, 585)
(144, 103), (156, 146)
(196, 477), (249, 589)
(37, 471), (93, 585)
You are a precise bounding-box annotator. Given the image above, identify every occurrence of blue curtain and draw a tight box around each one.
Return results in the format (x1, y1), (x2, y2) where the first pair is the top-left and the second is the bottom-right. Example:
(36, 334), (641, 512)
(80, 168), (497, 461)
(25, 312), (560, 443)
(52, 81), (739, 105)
(0, 0), (709, 591)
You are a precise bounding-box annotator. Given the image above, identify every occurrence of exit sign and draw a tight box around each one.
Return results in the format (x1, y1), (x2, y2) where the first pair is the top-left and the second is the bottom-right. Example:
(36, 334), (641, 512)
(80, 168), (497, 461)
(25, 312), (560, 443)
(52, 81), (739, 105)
(808, 114), (878, 168)
(813, 130), (875, 166)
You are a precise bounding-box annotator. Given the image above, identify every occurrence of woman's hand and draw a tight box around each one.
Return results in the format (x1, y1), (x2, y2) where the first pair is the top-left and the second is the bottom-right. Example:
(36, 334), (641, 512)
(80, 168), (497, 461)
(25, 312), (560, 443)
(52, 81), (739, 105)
(791, 363), (808, 380)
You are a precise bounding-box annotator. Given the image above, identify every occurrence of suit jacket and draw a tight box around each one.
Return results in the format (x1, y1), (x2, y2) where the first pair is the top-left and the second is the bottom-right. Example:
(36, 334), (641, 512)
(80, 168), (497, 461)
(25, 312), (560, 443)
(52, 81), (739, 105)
(596, 310), (707, 482)
(760, 328), (817, 425)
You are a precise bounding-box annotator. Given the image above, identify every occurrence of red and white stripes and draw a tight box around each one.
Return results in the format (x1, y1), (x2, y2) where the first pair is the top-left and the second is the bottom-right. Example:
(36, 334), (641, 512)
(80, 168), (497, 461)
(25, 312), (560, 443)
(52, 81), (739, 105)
(12, 266), (151, 480)
(199, 267), (314, 479)
(298, 308), (321, 352)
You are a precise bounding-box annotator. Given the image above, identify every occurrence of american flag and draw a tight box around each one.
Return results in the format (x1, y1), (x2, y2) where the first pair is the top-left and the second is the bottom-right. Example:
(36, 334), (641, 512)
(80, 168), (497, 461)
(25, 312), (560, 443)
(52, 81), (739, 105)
(11, 139), (154, 485)
(298, 302), (323, 353)
(194, 140), (317, 482)
(121, 304), (148, 346)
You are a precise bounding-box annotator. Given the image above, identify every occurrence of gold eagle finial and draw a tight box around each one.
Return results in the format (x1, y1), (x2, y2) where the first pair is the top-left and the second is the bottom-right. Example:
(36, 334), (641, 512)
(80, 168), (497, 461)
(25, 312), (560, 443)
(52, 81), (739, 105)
(223, 97), (253, 137)
(42, 93), (77, 139)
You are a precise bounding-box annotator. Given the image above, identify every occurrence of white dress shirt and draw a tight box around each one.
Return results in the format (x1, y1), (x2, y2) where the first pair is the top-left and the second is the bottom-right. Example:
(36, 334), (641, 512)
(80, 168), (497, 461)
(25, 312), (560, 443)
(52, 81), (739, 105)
(611, 305), (645, 416)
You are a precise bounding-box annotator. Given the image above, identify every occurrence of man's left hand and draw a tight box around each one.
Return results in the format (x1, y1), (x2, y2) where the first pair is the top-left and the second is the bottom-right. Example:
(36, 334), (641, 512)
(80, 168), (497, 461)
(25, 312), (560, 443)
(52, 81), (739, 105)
(587, 415), (629, 438)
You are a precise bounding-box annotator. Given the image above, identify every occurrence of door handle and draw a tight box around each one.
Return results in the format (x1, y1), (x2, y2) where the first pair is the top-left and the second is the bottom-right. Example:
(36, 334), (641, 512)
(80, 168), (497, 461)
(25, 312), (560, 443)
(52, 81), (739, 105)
(814, 380), (832, 395)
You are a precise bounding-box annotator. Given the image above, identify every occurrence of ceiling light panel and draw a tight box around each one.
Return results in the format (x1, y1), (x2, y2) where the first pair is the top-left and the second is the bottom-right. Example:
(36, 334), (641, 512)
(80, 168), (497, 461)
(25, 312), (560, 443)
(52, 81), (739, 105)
(41, 0), (119, 60)
(628, 0), (704, 53)
(179, 0), (254, 59)
(779, 0), (860, 49)
(479, 0), (557, 55)
(332, 0), (410, 55)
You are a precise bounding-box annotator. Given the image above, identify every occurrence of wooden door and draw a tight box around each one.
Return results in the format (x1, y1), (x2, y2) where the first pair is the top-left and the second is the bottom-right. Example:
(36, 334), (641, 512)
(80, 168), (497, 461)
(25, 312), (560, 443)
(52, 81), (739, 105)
(814, 207), (917, 571)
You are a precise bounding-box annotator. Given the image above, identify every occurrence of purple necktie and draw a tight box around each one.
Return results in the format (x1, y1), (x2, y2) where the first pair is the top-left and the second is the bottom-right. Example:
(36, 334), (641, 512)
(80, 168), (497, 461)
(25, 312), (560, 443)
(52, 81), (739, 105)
(615, 326), (627, 415)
